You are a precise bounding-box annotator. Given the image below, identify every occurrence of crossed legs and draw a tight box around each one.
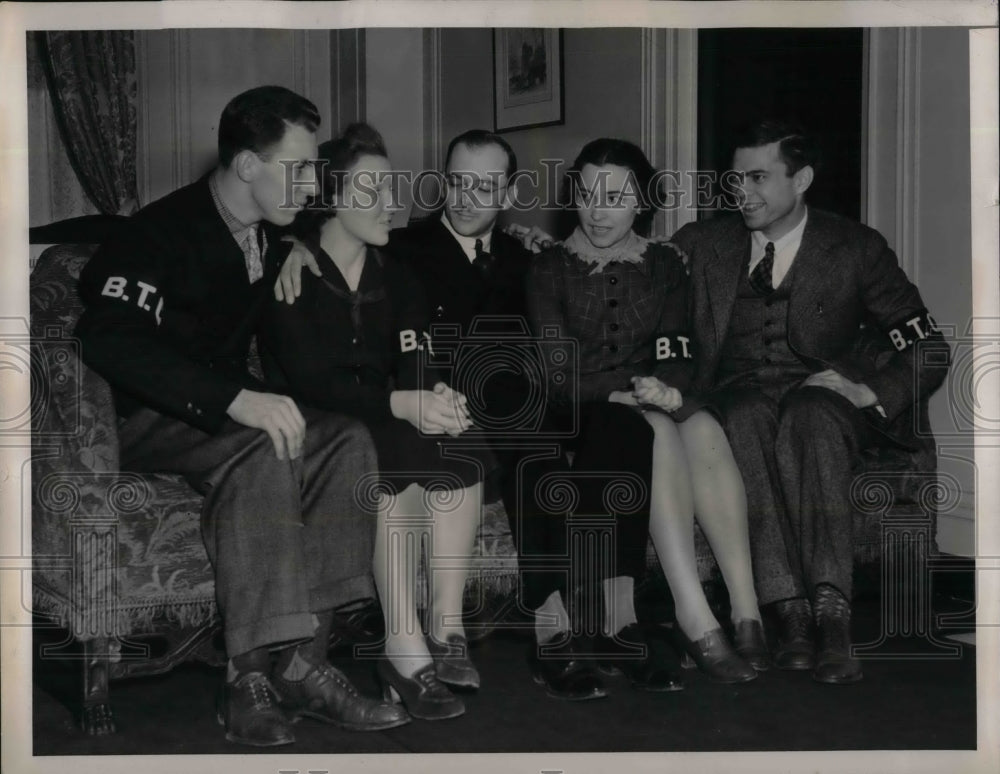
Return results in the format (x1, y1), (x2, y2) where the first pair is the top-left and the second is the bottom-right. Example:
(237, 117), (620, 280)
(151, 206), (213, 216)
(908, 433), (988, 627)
(642, 410), (760, 640)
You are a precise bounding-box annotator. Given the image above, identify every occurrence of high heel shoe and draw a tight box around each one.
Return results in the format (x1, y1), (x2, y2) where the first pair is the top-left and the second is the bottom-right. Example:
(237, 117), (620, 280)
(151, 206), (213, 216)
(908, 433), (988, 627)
(426, 633), (480, 690)
(670, 625), (757, 684)
(376, 658), (465, 721)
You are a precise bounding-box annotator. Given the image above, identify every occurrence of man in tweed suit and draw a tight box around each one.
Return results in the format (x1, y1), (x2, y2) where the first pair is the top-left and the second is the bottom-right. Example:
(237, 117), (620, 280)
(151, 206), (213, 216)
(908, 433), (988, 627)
(672, 120), (949, 684)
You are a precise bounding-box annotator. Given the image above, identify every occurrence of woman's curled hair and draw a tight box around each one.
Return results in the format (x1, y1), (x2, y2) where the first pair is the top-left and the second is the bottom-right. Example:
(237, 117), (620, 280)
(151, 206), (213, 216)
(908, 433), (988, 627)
(292, 122), (388, 238)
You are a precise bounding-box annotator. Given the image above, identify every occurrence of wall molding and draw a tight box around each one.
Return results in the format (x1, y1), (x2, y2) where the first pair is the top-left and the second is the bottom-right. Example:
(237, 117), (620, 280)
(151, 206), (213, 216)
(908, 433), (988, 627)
(896, 27), (921, 283)
(422, 28), (443, 172)
(640, 28), (697, 239)
(170, 30), (191, 191)
(665, 28), (698, 239)
(135, 31), (151, 208)
(863, 28), (921, 280)
(331, 29), (365, 129)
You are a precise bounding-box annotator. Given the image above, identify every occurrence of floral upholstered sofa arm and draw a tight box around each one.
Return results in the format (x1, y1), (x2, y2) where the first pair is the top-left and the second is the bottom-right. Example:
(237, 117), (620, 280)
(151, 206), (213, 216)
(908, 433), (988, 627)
(30, 244), (215, 640)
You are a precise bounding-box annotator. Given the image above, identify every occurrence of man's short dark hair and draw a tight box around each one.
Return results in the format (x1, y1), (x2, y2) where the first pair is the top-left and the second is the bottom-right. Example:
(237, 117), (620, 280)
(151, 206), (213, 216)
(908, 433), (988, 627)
(733, 119), (819, 176)
(445, 129), (517, 178)
(218, 86), (320, 168)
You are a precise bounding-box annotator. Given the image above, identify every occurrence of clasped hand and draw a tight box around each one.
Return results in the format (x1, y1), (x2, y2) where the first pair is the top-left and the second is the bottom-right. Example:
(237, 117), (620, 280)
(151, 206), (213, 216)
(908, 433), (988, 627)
(391, 382), (473, 436)
(609, 376), (683, 412)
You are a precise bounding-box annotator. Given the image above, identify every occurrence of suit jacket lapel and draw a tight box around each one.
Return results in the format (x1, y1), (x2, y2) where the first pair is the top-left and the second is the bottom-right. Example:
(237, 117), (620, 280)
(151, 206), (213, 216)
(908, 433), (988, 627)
(703, 217), (748, 346)
(787, 212), (840, 338)
(427, 219), (478, 286)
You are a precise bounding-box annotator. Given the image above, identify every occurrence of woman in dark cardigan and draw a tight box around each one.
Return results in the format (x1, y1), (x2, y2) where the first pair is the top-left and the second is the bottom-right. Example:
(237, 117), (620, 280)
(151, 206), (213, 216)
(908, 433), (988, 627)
(263, 123), (494, 722)
(526, 138), (764, 684)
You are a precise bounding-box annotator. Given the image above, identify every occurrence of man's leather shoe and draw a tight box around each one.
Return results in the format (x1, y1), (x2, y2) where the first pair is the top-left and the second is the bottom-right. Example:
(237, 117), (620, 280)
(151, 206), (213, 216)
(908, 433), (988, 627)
(671, 625), (757, 684)
(813, 608), (863, 685)
(217, 671), (294, 747)
(595, 623), (684, 692)
(529, 633), (607, 701)
(733, 619), (770, 672)
(427, 633), (480, 690)
(274, 662), (411, 731)
(772, 598), (815, 671)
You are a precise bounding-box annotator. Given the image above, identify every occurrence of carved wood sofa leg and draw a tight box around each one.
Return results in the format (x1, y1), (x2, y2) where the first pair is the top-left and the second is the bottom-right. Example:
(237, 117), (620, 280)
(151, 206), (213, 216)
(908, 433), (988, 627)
(80, 637), (116, 735)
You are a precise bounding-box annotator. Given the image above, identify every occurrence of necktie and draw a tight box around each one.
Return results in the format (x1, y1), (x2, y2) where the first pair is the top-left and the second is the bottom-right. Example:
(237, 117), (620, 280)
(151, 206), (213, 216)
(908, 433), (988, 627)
(244, 224), (265, 284)
(473, 238), (494, 277)
(749, 240), (775, 296)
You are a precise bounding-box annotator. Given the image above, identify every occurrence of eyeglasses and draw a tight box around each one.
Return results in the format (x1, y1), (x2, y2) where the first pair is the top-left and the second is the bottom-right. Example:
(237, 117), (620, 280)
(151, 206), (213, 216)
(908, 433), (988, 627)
(444, 173), (509, 197)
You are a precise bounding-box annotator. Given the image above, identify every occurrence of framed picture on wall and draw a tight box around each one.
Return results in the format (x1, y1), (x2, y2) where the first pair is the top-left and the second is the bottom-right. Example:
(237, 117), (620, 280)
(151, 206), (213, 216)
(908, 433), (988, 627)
(493, 28), (564, 132)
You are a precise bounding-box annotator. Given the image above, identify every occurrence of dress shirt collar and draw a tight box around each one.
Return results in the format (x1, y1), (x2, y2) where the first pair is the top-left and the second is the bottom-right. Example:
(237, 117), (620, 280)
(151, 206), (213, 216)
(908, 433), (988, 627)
(441, 211), (492, 263)
(749, 207), (808, 287)
(209, 171), (259, 242)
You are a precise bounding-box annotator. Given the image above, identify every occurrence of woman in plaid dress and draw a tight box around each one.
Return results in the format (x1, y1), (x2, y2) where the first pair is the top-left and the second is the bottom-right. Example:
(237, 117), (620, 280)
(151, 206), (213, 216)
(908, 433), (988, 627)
(526, 138), (764, 685)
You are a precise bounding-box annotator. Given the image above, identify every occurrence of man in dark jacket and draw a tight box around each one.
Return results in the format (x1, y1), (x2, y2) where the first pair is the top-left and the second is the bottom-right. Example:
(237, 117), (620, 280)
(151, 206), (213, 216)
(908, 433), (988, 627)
(76, 86), (408, 747)
(672, 119), (950, 684)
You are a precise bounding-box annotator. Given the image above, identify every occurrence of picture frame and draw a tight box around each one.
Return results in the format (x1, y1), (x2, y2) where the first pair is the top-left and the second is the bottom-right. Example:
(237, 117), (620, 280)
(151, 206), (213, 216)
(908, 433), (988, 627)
(493, 28), (564, 132)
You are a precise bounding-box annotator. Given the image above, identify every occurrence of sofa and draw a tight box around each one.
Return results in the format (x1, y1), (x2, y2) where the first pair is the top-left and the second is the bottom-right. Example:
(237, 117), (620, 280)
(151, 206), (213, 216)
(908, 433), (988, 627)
(29, 233), (943, 735)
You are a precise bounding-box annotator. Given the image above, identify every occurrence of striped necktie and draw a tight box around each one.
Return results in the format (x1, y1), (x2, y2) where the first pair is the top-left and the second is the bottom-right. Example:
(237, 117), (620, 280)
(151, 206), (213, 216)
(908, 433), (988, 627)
(749, 240), (775, 295)
(244, 224), (265, 284)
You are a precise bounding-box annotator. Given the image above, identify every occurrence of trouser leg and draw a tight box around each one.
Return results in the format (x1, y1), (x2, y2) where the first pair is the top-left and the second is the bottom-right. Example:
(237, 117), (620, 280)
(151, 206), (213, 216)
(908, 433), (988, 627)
(711, 388), (802, 605)
(776, 387), (871, 601)
(119, 406), (377, 657)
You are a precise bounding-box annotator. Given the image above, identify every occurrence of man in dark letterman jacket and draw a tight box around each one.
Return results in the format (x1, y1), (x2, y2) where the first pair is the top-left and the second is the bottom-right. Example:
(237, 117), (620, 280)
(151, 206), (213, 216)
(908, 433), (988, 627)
(76, 86), (408, 748)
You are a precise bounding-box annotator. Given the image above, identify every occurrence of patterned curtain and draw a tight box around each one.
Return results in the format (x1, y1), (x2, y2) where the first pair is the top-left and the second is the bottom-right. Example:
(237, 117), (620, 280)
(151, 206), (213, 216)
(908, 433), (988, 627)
(38, 31), (139, 215)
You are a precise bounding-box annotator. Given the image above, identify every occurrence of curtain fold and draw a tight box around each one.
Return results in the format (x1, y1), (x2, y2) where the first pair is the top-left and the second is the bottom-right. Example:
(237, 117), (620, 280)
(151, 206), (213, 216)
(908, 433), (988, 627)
(38, 31), (139, 216)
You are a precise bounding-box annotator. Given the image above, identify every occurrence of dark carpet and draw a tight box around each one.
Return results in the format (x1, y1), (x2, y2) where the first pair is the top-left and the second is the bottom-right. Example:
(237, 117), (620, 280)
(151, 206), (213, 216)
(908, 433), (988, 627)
(32, 588), (976, 756)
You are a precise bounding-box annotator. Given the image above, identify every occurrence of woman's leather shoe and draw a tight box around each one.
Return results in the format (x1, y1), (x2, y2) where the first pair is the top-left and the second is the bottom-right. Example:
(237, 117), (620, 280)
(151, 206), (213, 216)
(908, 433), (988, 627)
(596, 623), (684, 692)
(733, 619), (770, 672)
(427, 633), (480, 690)
(274, 662), (411, 730)
(376, 658), (465, 720)
(528, 633), (607, 701)
(672, 625), (757, 684)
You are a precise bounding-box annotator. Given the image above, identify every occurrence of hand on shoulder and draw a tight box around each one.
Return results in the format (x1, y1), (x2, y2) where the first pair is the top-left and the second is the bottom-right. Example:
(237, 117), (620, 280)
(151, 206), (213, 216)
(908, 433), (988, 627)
(274, 236), (321, 303)
(503, 223), (555, 254)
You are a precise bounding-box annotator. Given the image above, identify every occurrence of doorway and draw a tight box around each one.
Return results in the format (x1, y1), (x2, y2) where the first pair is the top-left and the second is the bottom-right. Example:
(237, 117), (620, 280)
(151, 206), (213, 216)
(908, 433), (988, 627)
(697, 28), (865, 220)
